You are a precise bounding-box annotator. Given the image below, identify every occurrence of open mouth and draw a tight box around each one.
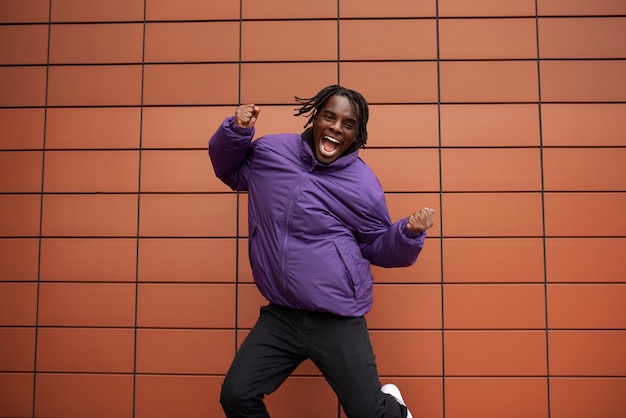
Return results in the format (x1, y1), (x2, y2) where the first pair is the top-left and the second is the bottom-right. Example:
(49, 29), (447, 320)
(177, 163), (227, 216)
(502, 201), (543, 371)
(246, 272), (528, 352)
(319, 135), (341, 157)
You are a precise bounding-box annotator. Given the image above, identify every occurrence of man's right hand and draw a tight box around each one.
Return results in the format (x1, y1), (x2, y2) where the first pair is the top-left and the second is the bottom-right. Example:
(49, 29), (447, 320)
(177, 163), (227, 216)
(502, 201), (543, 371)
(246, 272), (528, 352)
(235, 104), (260, 128)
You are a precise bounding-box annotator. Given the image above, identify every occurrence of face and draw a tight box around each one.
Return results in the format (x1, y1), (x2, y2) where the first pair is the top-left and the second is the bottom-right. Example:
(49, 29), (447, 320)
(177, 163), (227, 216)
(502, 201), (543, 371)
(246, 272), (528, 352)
(312, 94), (358, 164)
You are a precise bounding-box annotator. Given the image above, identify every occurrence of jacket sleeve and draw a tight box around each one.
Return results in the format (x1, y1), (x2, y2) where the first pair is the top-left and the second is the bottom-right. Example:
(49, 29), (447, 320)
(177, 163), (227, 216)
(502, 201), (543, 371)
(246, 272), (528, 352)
(357, 197), (426, 268)
(208, 116), (255, 191)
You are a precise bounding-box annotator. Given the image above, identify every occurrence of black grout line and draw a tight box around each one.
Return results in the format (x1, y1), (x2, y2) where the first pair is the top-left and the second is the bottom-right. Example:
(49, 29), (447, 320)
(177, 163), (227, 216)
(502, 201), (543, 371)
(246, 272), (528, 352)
(30, 1), (53, 415)
(434, 1), (447, 417)
(534, 1), (553, 416)
(130, 1), (148, 417)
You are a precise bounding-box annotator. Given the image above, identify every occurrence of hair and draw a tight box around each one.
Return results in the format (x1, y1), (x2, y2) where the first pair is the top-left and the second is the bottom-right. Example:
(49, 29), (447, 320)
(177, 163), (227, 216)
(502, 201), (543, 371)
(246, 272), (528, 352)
(294, 84), (369, 148)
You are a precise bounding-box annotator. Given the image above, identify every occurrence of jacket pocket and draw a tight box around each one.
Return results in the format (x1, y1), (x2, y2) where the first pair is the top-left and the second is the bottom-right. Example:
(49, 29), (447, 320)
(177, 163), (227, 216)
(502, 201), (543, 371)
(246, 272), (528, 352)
(333, 242), (371, 300)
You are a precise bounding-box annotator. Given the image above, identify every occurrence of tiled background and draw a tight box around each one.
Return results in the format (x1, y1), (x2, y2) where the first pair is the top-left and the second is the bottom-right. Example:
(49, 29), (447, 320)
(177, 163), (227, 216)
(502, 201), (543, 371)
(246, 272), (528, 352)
(1, 0), (625, 417)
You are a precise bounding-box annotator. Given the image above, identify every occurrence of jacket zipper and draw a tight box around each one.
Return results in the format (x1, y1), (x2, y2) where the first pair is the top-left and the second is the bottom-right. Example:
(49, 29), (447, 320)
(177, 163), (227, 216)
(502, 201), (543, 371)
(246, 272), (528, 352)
(280, 171), (307, 303)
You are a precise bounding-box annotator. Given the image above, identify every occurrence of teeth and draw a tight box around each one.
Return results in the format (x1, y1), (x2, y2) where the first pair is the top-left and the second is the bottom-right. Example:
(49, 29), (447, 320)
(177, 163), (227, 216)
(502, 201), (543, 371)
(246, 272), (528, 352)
(324, 136), (340, 144)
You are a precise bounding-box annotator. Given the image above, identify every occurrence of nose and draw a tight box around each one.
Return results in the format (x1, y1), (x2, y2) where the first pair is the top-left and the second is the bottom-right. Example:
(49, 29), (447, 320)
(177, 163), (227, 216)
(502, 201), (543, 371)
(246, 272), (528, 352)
(330, 120), (342, 133)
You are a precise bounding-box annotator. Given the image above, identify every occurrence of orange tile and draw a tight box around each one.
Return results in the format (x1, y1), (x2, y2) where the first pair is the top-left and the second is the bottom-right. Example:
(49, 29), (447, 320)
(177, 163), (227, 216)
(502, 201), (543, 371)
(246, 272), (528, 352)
(43, 150), (139, 193)
(544, 193), (626, 237)
(243, 0), (337, 19)
(537, 0), (626, 16)
(368, 284), (442, 329)
(444, 284), (546, 329)
(138, 194), (237, 237)
(143, 106), (232, 149)
(50, 24), (143, 64)
(366, 105), (439, 148)
(0, 328), (35, 371)
(0, 238), (39, 281)
(138, 238), (237, 283)
(548, 284), (626, 329)
(46, 107), (141, 149)
(240, 63), (337, 104)
(445, 331), (547, 376)
(340, 19), (436, 61)
(443, 238), (545, 283)
(370, 330), (442, 376)
(441, 104), (540, 147)
(41, 194), (138, 237)
(38, 283), (136, 327)
(135, 329), (234, 374)
(340, 62), (438, 103)
(445, 378), (548, 418)
(40, 238), (137, 282)
(0, 283), (37, 326)
(0, 0), (49, 22)
(541, 104), (626, 147)
(51, 0), (144, 22)
(548, 331), (626, 376)
(0, 373), (34, 418)
(145, 22), (239, 63)
(0, 195), (41, 236)
(263, 377), (339, 418)
(546, 238), (626, 283)
(442, 148), (542, 192)
(47, 65), (143, 106)
(540, 61), (626, 102)
(539, 17), (626, 59)
(442, 193), (544, 237)
(360, 148), (440, 192)
(237, 193), (249, 237)
(386, 194), (441, 237)
(340, 0), (436, 18)
(140, 150), (225, 193)
(34, 374), (134, 418)
(242, 21), (337, 62)
(137, 283), (235, 328)
(544, 148), (626, 192)
(240, 105), (309, 142)
(0, 67), (46, 107)
(237, 238), (254, 283)
(237, 283), (270, 329)
(143, 63), (238, 105)
(0, 108), (45, 150)
(439, 0), (536, 16)
(134, 375), (224, 418)
(440, 61), (539, 103)
(0, 25), (48, 65)
(146, 0), (239, 21)
(550, 378), (626, 418)
(371, 240), (442, 284)
(0, 151), (42, 192)
(36, 328), (135, 372)
(439, 18), (537, 59)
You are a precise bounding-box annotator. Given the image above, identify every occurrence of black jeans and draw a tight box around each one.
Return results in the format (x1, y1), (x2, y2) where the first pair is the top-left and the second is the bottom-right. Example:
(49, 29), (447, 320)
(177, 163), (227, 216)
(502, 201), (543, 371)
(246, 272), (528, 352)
(220, 303), (406, 418)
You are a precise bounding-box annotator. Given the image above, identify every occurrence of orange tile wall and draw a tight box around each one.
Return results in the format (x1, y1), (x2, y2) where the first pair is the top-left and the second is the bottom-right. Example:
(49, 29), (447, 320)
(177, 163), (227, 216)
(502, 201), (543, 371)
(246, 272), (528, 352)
(1, 0), (625, 417)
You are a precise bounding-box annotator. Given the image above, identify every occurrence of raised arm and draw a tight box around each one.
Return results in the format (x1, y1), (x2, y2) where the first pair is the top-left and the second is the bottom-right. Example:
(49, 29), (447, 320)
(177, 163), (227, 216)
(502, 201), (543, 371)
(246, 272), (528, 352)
(208, 105), (260, 191)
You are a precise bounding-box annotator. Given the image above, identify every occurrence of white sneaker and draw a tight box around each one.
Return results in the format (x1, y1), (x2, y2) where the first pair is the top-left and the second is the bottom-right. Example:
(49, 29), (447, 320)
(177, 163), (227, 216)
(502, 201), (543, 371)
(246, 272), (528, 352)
(381, 383), (413, 418)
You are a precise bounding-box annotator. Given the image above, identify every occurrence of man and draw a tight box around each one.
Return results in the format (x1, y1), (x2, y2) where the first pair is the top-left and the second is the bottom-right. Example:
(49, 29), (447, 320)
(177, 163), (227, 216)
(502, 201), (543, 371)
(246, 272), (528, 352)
(209, 85), (434, 418)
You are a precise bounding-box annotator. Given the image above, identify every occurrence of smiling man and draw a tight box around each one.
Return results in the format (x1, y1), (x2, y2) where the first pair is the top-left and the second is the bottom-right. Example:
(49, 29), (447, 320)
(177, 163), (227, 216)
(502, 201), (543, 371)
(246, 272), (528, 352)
(209, 85), (434, 418)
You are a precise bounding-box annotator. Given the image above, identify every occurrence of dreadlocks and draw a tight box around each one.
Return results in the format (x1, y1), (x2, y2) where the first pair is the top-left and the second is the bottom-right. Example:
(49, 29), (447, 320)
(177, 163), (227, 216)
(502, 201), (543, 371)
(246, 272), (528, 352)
(294, 85), (369, 149)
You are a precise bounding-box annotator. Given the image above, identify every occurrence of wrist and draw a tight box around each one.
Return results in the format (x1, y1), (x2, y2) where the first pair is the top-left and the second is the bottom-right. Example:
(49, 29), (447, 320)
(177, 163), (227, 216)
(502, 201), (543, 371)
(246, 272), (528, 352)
(402, 220), (424, 238)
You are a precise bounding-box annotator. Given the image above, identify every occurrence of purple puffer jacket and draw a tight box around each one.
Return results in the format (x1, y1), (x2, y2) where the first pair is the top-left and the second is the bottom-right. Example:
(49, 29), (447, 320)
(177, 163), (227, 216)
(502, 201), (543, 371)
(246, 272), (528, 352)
(209, 116), (425, 317)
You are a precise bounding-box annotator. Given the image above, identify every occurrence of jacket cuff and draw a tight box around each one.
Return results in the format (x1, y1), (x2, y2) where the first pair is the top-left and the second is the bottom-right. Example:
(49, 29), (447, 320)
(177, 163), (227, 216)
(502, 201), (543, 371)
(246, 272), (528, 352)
(226, 116), (255, 136)
(401, 219), (425, 239)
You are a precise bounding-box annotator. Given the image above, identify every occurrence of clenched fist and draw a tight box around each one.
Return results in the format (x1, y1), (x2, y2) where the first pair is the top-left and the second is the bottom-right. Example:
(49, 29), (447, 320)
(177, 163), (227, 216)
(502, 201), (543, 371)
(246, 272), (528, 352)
(235, 104), (260, 128)
(407, 207), (435, 233)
